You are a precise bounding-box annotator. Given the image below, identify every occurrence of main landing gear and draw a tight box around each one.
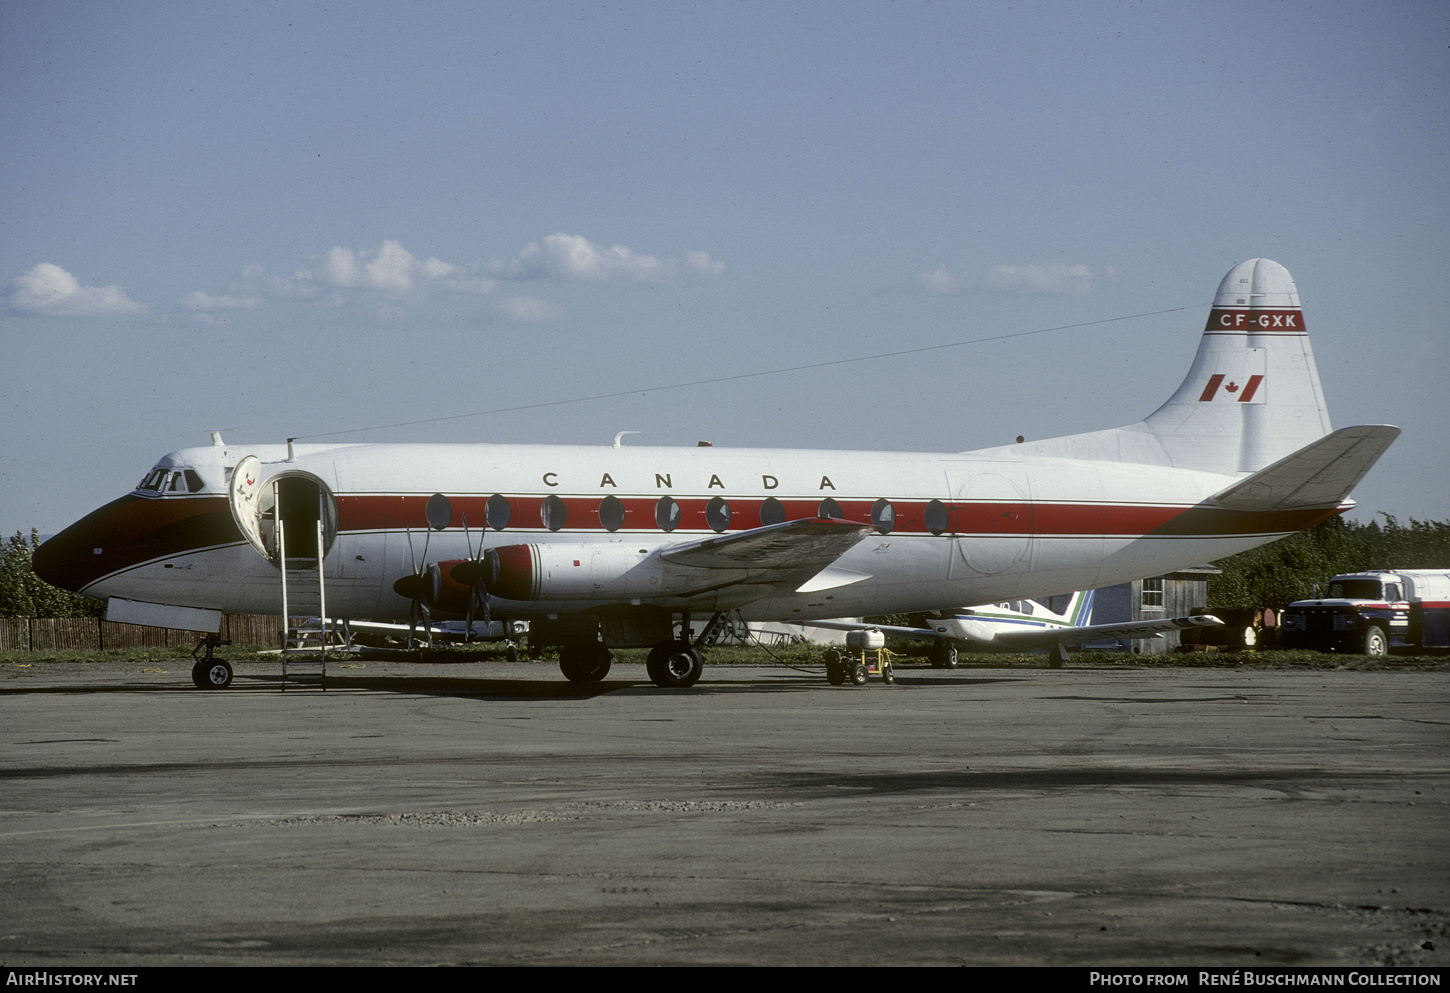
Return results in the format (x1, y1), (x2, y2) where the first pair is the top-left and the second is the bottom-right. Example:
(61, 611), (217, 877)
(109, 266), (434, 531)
(554, 640), (705, 688)
(928, 641), (959, 669)
(559, 643), (613, 683)
(645, 640), (704, 688)
(190, 633), (233, 690)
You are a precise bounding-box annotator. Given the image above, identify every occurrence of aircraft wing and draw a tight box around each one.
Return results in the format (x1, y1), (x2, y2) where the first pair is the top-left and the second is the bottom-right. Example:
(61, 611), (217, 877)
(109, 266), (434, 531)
(807, 614), (1224, 650)
(657, 517), (876, 594)
(805, 618), (940, 640)
(988, 613), (1223, 649)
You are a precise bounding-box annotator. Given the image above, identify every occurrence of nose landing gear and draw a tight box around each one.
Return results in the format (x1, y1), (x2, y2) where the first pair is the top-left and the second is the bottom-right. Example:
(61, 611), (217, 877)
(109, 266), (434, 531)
(190, 633), (234, 689)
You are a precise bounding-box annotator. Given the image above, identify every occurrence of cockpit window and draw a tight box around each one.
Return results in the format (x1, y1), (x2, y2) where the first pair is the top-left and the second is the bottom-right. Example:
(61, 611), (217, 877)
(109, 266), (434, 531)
(137, 467), (207, 494)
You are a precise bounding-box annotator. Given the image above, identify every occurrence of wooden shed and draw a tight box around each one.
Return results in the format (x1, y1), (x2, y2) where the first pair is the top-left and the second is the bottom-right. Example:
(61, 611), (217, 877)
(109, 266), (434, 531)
(1085, 565), (1221, 654)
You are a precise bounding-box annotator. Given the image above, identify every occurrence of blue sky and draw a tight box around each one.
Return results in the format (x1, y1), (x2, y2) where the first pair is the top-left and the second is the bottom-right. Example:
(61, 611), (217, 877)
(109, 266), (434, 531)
(3, 0), (1446, 537)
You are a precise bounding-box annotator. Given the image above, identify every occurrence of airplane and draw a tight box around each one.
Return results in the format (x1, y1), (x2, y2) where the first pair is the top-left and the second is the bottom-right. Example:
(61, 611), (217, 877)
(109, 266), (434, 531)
(806, 589), (1225, 668)
(34, 259), (1399, 690)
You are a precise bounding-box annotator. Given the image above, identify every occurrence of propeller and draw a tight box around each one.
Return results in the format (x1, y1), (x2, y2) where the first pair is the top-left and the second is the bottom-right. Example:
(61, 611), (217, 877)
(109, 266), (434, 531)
(391, 527), (440, 649)
(390, 494), (453, 649)
(451, 513), (493, 643)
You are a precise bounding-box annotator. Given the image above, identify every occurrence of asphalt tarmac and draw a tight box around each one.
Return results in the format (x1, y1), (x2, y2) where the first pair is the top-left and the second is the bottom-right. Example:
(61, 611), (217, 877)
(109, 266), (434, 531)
(1, 657), (1446, 967)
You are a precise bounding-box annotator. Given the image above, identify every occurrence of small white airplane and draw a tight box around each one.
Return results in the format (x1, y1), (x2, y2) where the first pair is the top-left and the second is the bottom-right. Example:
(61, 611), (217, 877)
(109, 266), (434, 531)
(808, 589), (1224, 667)
(35, 259), (1399, 689)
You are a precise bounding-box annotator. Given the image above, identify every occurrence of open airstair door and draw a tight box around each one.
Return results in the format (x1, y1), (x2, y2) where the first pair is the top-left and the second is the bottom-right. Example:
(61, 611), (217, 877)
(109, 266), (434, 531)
(227, 454), (339, 566)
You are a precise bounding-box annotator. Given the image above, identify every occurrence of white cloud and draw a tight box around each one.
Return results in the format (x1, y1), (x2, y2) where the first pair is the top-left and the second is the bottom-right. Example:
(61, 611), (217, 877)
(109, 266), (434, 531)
(684, 250), (727, 277)
(492, 233), (725, 284)
(496, 295), (565, 324)
(321, 240), (440, 293)
(183, 290), (263, 311)
(917, 262), (1100, 296)
(192, 241), (495, 309)
(179, 234), (719, 322)
(5, 263), (147, 316)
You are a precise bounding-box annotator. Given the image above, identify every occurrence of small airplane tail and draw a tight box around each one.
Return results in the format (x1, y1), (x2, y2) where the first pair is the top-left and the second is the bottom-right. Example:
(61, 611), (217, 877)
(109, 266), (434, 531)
(1054, 588), (1094, 627)
(997, 259), (1341, 477)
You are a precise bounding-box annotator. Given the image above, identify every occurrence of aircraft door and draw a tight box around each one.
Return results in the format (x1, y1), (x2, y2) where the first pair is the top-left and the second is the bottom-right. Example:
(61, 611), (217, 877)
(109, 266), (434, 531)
(227, 456), (338, 567)
(228, 455), (272, 560)
(949, 467), (1035, 576)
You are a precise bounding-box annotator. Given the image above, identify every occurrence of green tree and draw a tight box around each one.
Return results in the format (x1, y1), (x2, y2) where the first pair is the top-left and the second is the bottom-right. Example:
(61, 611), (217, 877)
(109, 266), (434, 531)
(1209, 515), (1450, 610)
(0, 529), (102, 618)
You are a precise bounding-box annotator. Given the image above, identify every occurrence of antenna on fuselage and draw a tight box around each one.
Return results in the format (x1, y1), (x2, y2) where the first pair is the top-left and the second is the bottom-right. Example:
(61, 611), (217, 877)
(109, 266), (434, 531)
(613, 431), (641, 448)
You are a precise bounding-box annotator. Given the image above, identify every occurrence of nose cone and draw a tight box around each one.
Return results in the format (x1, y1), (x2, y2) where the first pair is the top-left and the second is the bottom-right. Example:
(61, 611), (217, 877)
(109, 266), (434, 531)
(32, 492), (243, 596)
(33, 514), (95, 593)
(32, 497), (126, 594)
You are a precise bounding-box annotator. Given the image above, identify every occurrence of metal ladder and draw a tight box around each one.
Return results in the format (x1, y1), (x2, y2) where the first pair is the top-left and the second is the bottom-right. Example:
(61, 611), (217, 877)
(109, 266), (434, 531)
(278, 486), (328, 691)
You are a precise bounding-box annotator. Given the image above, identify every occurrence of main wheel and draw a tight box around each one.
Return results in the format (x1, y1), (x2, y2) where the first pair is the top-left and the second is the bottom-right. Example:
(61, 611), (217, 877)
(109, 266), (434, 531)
(560, 644), (612, 682)
(929, 643), (958, 669)
(646, 640), (704, 688)
(193, 659), (233, 690)
(1363, 626), (1388, 657)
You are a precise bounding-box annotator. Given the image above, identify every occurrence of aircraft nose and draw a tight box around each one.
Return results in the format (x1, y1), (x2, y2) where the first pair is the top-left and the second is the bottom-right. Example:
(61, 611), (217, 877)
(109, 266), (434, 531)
(32, 513), (98, 593)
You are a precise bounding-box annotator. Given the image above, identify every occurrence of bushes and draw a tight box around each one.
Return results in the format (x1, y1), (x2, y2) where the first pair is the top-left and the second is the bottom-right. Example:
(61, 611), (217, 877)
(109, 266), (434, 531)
(0, 529), (101, 618)
(1209, 515), (1450, 611)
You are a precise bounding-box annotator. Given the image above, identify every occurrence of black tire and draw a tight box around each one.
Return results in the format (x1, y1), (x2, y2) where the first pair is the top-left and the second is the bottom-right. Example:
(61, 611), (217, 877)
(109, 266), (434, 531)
(1363, 626), (1388, 657)
(194, 659), (232, 690)
(647, 640), (703, 688)
(882, 661), (895, 685)
(929, 643), (958, 669)
(850, 663), (869, 686)
(560, 644), (612, 682)
(505, 644), (518, 664)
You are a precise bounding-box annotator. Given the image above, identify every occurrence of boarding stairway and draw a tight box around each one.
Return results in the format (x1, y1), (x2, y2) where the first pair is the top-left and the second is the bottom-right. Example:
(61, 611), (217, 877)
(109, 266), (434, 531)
(278, 513), (328, 690)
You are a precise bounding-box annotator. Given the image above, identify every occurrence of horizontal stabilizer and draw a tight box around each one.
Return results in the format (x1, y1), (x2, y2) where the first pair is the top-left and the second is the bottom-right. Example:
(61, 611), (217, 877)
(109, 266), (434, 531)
(1210, 425), (1400, 513)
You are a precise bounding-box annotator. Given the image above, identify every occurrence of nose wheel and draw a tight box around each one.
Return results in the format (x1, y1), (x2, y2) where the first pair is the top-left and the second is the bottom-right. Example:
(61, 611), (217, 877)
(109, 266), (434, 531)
(190, 633), (234, 689)
(191, 658), (233, 689)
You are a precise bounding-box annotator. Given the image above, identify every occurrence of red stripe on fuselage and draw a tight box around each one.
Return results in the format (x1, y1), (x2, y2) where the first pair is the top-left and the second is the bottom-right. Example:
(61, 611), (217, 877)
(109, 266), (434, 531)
(38, 490), (1346, 595)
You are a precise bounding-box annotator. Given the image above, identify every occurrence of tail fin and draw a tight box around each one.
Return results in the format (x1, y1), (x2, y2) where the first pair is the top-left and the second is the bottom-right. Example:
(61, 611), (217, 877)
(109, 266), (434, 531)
(996, 259), (1335, 476)
(1064, 588), (1094, 626)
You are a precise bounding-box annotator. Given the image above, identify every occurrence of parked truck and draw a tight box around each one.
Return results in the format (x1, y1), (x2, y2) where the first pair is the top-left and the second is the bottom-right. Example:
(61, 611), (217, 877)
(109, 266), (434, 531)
(1278, 569), (1450, 655)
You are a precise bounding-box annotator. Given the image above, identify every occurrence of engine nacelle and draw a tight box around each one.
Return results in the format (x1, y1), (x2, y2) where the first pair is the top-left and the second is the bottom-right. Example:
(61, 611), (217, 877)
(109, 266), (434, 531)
(487, 543), (725, 601)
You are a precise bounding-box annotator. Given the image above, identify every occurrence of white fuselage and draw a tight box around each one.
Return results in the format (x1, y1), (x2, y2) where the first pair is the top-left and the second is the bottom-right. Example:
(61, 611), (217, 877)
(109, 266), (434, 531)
(49, 439), (1337, 625)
